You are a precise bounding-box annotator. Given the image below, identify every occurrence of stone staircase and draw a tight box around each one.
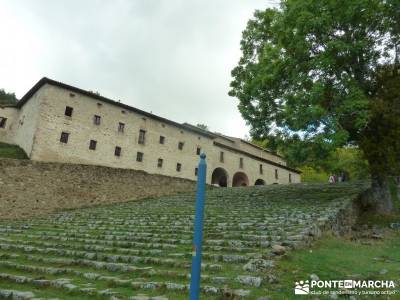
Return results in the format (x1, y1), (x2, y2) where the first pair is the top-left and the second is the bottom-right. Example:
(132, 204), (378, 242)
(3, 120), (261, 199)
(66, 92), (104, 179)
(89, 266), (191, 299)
(0, 182), (365, 299)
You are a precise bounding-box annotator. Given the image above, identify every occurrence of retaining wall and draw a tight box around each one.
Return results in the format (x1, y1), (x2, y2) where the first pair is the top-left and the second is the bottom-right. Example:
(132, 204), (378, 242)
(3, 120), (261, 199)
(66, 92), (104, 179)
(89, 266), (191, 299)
(0, 159), (196, 220)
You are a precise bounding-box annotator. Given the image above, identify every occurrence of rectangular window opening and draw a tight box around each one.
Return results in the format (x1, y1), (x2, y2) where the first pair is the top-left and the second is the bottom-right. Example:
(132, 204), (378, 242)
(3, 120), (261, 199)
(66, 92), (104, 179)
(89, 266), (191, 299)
(178, 142), (184, 150)
(138, 129), (146, 144)
(60, 132), (69, 143)
(118, 122), (125, 132)
(157, 158), (163, 168)
(114, 146), (121, 157)
(89, 139), (97, 150)
(0, 117), (7, 128)
(239, 157), (244, 168)
(196, 147), (201, 155)
(195, 168), (198, 176)
(176, 163), (182, 172)
(159, 136), (165, 144)
(136, 152), (143, 162)
(220, 151), (224, 163)
(275, 169), (279, 180)
(65, 106), (73, 117)
(259, 164), (263, 174)
(94, 115), (101, 125)
(289, 173), (292, 183)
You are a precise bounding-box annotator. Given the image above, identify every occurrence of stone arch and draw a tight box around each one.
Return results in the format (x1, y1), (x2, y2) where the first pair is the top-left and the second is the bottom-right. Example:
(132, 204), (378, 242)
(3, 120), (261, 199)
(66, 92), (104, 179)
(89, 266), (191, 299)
(254, 179), (266, 186)
(211, 167), (228, 187)
(232, 172), (249, 187)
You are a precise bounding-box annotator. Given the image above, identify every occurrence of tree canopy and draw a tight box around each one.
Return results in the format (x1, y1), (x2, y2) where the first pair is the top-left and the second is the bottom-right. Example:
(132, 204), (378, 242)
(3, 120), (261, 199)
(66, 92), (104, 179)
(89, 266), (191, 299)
(230, 0), (399, 213)
(0, 89), (18, 105)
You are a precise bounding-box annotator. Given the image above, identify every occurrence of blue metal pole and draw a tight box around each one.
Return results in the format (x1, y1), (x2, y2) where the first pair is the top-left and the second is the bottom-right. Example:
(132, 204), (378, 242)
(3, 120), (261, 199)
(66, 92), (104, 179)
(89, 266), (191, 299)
(189, 153), (207, 300)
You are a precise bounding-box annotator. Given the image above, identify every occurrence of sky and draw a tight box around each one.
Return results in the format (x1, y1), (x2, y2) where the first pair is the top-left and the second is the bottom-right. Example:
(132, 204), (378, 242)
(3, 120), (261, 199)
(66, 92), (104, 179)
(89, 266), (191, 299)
(0, 0), (277, 138)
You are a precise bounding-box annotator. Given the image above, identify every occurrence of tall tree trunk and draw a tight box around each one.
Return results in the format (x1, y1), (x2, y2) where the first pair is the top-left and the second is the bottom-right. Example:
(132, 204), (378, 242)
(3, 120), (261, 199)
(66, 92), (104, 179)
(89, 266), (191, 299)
(362, 175), (393, 214)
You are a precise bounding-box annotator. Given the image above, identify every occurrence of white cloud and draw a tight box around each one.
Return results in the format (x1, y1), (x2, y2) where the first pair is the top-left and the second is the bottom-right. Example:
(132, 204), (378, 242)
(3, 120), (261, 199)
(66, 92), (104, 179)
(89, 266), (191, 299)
(0, 0), (276, 138)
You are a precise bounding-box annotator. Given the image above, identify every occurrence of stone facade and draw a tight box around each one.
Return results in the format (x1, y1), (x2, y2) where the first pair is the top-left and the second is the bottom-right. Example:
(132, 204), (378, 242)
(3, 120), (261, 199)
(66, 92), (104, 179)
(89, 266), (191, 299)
(0, 78), (301, 186)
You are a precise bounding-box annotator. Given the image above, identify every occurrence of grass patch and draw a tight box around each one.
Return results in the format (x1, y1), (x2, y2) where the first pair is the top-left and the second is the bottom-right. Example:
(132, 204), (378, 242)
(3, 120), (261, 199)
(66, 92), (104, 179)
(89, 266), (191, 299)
(0, 142), (28, 159)
(266, 214), (400, 299)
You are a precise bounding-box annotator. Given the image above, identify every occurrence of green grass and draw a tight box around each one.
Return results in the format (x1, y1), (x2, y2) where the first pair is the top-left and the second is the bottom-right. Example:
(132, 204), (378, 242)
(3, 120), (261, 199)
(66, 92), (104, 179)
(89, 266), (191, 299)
(0, 142), (28, 159)
(265, 213), (400, 299)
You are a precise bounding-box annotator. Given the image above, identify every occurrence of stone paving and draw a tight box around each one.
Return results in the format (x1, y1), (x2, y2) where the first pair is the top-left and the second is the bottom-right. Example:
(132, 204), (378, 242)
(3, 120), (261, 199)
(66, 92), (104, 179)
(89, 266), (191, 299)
(0, 183), (365, 299)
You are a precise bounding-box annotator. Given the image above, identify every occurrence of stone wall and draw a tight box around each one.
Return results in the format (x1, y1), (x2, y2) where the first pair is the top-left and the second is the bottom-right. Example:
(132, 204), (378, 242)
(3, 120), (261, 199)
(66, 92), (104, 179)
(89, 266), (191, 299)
(0, 159), (196, 220)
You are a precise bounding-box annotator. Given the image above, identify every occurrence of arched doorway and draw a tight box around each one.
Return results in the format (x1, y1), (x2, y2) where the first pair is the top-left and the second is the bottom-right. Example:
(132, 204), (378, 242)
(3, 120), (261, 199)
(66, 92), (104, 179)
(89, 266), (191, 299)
(254, 179), (265, 185)
(232, 172), (249, 187)
(211, 167), (228, 187)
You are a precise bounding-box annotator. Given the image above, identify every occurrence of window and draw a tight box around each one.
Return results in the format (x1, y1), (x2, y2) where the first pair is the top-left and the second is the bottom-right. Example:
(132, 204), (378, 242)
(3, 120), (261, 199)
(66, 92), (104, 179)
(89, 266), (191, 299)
(157, 158), (163, 168)
(178, 142), (184, 150)
(118, 122), (125, 133)
(289, 173), (292, 183)
(138, 129), (146, 144)
(136, 152), (143, 162)
(89, 140), (97, 150)
(0, 117), (7, 128)
(196, 147), (201, 155)
(275, 169), (279, 179)
(239, 157), (244, 168)
(114, 146), (121, 157)
(94, 115), (101, 125)
(159, 136), (165, 144)
(60, 132), (69, 143)
(195, 168), (198, 176)
(259, 164), (263, 174)
(220, 151), (224, 163)
(65, 106), (73, 117)
(176, 163), (182, 172)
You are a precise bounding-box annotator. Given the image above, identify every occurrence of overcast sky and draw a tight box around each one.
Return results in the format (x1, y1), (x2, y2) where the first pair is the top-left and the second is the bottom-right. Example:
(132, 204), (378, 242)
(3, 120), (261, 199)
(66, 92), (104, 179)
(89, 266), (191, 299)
(0, 0), (276, 138)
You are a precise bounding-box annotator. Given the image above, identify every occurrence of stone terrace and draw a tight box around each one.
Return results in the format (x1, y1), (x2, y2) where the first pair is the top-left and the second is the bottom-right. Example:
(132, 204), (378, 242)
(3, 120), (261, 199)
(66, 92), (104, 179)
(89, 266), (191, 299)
(0, 183), (365, 299)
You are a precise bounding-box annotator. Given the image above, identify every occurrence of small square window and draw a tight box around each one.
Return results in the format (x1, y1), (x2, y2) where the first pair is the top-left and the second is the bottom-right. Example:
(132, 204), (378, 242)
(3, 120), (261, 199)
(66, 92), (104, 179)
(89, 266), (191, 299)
(60, 132), (69, 143)
(178, 142), (184, 150)
(220, 151), (224, 163)
(65, 106), (73, 117)
(138, 129), (146, 144)
(159, 136), (165, 144)
(157, 158), (163, 168)
(196, 147), (201, 155)
(176, 163), (182, 172)
(94, 115), (101, 125)
(259, 164), (263, 174)
(89, 139), (97, 150)
(239, 157), (244, 168)
(0, 117), (7, 128)
(136, 152), (144, 162)
(118, 122), (125, 133)
(275, 169), (279, 179)
(195, 168), (198, 176)
(115, 146), (121, 157)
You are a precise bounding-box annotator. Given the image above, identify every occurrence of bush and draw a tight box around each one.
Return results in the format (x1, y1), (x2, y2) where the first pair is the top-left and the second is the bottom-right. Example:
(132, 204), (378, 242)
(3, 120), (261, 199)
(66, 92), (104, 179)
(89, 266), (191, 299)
(0, 142), (28, 159)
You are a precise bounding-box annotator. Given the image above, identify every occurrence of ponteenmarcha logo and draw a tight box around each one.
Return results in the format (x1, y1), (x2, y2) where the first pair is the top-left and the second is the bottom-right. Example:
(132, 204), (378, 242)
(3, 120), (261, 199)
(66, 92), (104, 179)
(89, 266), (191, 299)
(295, 279), (397, 296)
(294, 280), (310, 294)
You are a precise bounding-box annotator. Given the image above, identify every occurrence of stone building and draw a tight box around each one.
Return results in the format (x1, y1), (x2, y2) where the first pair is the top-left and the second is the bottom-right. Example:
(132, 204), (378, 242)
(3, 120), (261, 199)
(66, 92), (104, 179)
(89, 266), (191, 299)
(0, 77), (301, 186)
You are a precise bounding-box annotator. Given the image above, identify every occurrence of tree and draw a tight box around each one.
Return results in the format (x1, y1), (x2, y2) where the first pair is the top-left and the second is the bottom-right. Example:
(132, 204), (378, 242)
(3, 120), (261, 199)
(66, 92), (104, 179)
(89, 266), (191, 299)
(196, 124), (209, 131)
(230, 0), (400, 213)
(0, 89), (18, 105)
